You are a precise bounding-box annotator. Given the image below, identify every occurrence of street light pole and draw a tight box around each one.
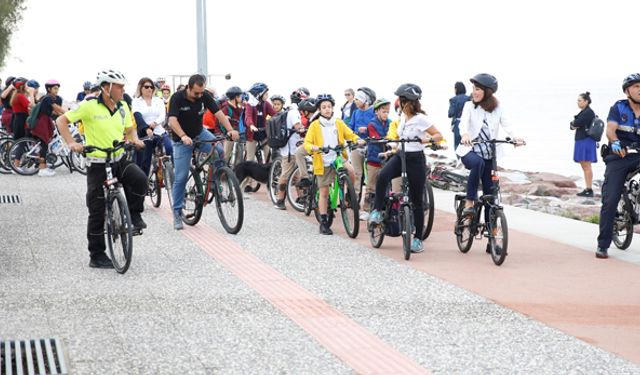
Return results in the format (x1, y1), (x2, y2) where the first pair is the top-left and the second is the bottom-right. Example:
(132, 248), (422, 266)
(196, 0), (208, 77)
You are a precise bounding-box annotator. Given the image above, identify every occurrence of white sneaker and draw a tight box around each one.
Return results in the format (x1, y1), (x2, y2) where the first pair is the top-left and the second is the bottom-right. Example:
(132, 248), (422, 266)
(38, 168), (56, 177)
(359, 211), (370, 221)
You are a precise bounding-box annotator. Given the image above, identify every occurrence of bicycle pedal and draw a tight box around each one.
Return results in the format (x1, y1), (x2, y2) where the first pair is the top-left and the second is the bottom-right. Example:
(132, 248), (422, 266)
(133, 229), (143, 236)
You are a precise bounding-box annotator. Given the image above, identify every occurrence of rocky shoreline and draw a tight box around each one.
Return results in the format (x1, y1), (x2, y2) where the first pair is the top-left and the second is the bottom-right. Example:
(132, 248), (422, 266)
(427, 153), (601, 224)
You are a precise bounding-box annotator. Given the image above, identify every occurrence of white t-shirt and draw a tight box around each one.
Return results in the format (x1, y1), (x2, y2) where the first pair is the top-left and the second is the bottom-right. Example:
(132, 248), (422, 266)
(278, 104), (302, 156)
(397, 113), (433, 152)
(132, 96), (167, 135)
(319, 116), (339, 166)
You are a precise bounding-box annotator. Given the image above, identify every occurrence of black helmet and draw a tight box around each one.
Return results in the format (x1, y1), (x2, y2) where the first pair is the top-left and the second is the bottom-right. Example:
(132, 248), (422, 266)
(316, 93), (335, 107)
(357, 86), (376, 104)
(270, 94), (285, 104)
(299, 98), (317, 113)
(225, 86), (243, 99)
(5, 76), (15, 87)
(470, 73), (498, 93)
(394, 83), (422, 101)
(290, 87), (309, 104)
(622, 73), (640, 93)
(248, 82), (268, 98)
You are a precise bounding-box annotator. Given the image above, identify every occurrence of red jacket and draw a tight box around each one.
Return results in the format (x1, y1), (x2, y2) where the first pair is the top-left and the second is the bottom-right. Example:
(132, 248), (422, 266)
(244, 100), (276, 142)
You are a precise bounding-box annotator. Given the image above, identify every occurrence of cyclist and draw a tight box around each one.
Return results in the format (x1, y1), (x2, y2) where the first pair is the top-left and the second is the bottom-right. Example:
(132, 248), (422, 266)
(340, 88), (356, 125)
(304, 93), (365, 235)
(132, 77), (170, 176)
(596, 73), (640, 259)
(368, 83), (444, 253)
(9, 77), (33, 144)
(27, 80), (41, 102)
(349, 87), (376, 198)
(243, 82), (277, 192)
(32, 79), (66, 177)
(76, 81), (92, 102)
(270, 94), (286, 113)
(273, 92), (304, 210)
(161, 84), (172, 105)
(1, 77), (16, 134)
(168, 74), (239, 230)
(457, 74), (524, 252)
(220, 86), (245, 164)
(55, 69), (148, 269)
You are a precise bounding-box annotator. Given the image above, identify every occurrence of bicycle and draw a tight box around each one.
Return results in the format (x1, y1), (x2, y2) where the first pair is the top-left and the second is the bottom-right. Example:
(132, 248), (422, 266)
(268, 128), (306, 206)
(0, 135), (14, 174)
(83, 141), (138, 274)
(366, 138), (426, 260)
(453, 138), (524, 266)
(182, 136), (244, 234)
(304, 142), (360, 238)
(143, 135), (175, 209)
(8, 123), (86, 176)
(611, 144), (640, 250)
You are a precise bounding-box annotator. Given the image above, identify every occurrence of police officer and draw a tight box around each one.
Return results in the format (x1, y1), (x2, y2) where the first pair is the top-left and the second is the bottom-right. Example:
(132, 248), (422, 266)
(597, 73), (640, 259)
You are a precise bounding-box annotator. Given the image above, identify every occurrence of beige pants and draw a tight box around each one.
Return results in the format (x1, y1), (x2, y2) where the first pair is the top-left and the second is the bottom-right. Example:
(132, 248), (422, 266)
(350, 149), (364, 194)
(295, 145), (309, 179)
(363, 164), (401, 211)
(277, 156), (297, 186)
(224, 140), (244, 165)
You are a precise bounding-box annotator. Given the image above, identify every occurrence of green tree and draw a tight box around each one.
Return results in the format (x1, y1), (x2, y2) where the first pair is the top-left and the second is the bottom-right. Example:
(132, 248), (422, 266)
(0, 0), (27, 68)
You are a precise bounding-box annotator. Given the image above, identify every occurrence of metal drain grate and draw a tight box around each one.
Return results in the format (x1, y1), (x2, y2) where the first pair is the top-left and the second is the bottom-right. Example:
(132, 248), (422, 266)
(0, 195), (21, 204)
(0, 339), (67, 375)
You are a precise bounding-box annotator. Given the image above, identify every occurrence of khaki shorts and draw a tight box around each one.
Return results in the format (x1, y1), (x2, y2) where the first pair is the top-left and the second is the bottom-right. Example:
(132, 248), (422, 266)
(278, 156), (297, 185)
(316, 168), (337, 187)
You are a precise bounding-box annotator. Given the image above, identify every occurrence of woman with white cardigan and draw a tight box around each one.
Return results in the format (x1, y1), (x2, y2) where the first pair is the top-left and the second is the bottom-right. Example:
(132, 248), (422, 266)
(456, 74), (525, 218)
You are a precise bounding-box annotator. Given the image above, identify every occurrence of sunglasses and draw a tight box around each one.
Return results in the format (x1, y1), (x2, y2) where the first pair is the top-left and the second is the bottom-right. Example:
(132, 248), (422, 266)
(143, 85), (154, 89)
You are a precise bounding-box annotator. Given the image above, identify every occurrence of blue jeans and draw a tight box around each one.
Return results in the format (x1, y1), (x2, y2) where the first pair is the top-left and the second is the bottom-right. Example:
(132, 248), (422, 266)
(171, 128), (216, 213)
(462, 151), (494, 222)
(142, 133), (174, 176)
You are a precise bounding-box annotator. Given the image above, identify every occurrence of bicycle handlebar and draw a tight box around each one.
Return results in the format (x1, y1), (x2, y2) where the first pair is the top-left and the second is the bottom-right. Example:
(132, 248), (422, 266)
(83, 140), (134, 156)
(470, 137), (526, 146)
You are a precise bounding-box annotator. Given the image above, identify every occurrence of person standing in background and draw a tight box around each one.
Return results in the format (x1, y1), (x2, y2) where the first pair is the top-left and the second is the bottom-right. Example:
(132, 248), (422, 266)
(571, 91), (597, 197)
(341, 88), (357, 126)
(76, 81), (92, 102)
(448, 81), (470, 154)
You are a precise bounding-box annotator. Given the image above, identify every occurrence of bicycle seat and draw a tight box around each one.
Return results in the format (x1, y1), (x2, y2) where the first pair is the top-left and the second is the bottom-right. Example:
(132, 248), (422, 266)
(454, 193), (466, 201)
(479, 194), (495, 204)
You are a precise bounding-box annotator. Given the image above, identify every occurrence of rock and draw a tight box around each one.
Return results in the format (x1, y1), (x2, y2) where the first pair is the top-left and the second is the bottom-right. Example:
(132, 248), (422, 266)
(532, 182), (579, 198)
(526, 171), (578, 188)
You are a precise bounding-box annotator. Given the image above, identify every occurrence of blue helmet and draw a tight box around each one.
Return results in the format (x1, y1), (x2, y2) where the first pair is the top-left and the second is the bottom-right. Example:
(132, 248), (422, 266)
(27, 79), (40, 89)
(248, 82), (268, 98)
(622, 73), (640, 93)
(83, 80), (92, 90)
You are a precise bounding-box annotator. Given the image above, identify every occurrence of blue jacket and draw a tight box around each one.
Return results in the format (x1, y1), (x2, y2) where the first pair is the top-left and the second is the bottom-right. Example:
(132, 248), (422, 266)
(349, 107), (375, 135)
(608, 99), (640, 146)
(366, 116), (391, 166)
(448, 94), (470, 125)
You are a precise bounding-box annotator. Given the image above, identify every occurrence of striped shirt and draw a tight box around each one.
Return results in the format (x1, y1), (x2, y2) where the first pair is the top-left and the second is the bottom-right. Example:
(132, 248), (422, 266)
(472, 118), (493, 159)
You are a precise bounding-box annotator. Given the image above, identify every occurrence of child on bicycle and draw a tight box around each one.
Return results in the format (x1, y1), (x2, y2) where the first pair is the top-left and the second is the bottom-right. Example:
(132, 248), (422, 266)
(368, 84), (443, 253)
(304, 93), (365, 235)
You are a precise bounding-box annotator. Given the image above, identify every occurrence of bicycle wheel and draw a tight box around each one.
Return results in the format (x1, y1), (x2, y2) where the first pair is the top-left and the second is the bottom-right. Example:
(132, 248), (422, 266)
(421, 180), (435, 240)
(287, 166), (306, 212)
(488, 208), (508, 266)
(0, 137), (13, 174)
(401, 205), (412, 260)
(106, 191), (133, 274)
(304, 177), (317, 217)
(70, 151), (87, 175)
(268, 157), (282, 205)
(612, 197), (633, 249)
(369, 223), (385, 248)
(339, 173), (360, 238)
(163, 159), (175, 208)
(183, 168), (204, 226)
(214, 166), (244, 234)
(148, 169), (162, 208)
(455, 203), (474, 253)
(9, 138), (41, 175)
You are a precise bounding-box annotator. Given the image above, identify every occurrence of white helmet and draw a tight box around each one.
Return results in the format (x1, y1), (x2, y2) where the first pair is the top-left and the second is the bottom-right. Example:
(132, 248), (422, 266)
(96, 69), (127, 86)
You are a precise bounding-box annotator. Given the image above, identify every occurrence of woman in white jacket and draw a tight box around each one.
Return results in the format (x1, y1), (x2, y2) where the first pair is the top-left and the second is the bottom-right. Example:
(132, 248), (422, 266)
(456, 74), (524, 218)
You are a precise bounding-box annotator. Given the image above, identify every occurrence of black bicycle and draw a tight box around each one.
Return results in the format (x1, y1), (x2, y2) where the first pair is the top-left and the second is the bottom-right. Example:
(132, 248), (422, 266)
(454, 138), (524, 266)
(144, 135), (174, 209)
(182, 136), (244, 234)
(366, 138), (425, 260)
(83, 141), (137, 274)
(611, 145), (640, 250)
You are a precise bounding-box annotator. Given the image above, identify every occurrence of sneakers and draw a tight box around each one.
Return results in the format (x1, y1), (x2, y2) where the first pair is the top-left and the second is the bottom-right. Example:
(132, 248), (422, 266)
(297, 178), (312, 188)
(410, 238), (424, 253)
(274, 199), (286, 210)
(38, 168), (56, 177)
(131, 212), (147, 230)
(173, 210), (184, 231)
(359, 211), (370, 221)
(319, 222), (333, 235)
(577, 188), (594, 197)
(596, 247), (608, 259)
(89, 253), (114, 269)
(368, 210), (382, 224)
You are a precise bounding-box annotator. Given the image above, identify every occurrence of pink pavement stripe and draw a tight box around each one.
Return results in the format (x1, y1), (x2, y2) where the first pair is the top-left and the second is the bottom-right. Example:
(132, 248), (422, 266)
(154, 207), (430, 374)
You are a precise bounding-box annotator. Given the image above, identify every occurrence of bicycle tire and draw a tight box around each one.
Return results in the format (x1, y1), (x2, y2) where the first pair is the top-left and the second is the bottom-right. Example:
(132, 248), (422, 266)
(148, 170), (162, 208)
(286, 166), (306, 212)
(488, 208), (508, 266)
(268, 157), (282, 205)
(402, 205), (412, 260)
(421, 180), (435, 240)
(0, 137), (12, 174)
(9, 138), (41, 175)
(339, 173), (360, 238)
(70, 151), (87, 175)
(455, 203), (474, 253)
(214, 166), (244, 234)
(106, 191), (133, 274)
(183, 168), (204, 226)
(304, 177), (316, 217)
(163, 159), (175, 208)
(369, 223), (385, 248)
(612, 197), (633, 249)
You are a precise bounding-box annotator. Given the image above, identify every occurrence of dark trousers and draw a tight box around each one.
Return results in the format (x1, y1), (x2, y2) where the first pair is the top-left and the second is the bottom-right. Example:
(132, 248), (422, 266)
(451, 119), (462, 153)
(86, 159), (147, 257)
(598, 153), (640, 249)
(373, 151), (426, 239)
(462, 152), (494, 223)
(141, 134), (174, 176)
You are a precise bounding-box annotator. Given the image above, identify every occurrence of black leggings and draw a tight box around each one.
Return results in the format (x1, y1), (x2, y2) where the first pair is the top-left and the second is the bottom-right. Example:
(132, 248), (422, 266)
(373, 151), (426, 239)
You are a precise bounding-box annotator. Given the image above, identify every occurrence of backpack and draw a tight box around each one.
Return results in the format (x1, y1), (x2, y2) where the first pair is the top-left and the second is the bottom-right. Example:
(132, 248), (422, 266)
(266, 109), (290, 148)
(26, 96), (47, 129)
(586, 115), (605, 142)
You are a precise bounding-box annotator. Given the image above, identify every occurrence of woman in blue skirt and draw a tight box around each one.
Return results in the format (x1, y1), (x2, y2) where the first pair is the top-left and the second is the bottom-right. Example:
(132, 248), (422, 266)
(571, 91), (597, 197)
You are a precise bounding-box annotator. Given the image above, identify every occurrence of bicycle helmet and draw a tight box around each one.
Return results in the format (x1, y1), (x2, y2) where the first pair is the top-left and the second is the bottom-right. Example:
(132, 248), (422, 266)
(270, 94), (285, 104)
(96, 69), (127, 86)
(12, 77), (27, 89)
(316, 93), (335, 107)
(373, 98), (391, 110)
(27, 79), (40, 89)
(5, 76), (15, 87)
(82, 80), (92, 90)
(241, 92), (250, 102)
(622, 73), (640, 92)
(45, 79), (60, 90)
(290, 87), (309, 104)
(225, 86), (243, 99)
(470, 73), (498, 93)
(357, 86), (376, 104)
(157, 76), (166, 82)
(248, 82), (268, 98)
(299, 98), (317, 113)
(394, 83), (422, 100)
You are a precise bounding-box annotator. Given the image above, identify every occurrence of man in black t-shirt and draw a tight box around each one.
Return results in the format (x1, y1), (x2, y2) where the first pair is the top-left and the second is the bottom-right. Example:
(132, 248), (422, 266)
(168, 74), (239, 230)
